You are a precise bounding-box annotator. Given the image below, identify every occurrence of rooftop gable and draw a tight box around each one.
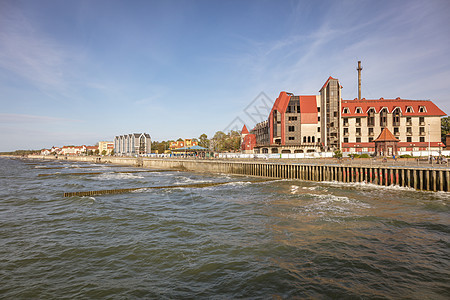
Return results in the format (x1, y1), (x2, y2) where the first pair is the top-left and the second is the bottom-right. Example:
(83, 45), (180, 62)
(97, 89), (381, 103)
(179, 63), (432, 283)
(373, 127), (400, 142)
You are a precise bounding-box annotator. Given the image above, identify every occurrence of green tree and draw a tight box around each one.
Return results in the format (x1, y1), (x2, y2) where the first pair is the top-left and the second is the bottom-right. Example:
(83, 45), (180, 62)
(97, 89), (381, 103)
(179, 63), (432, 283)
(101, 150), (107, 156)
(198, 133), (210, 149)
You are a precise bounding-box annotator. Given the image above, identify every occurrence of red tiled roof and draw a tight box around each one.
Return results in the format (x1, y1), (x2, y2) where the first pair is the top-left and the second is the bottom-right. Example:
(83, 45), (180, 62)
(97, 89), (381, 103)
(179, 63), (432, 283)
(373, 128), (400, 142)
(271, 91), (291, 115)
(341, 98), (446, 117)
(319, 76), (336, 92)
(241, 125), (249, 134)
(299, 95), (318, 124)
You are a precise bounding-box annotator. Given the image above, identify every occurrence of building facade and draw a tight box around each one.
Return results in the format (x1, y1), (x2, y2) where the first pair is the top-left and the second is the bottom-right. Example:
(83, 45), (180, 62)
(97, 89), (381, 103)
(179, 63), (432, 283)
(242, 77), (446, 155)
(114, 133), (151, 156)
(98, 141), (114, 155)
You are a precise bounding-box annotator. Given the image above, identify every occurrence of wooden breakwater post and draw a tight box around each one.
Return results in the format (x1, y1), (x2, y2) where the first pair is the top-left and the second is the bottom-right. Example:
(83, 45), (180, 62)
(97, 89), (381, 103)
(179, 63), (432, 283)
(218, 161), (449, 192)
(28, 155), (449, 192)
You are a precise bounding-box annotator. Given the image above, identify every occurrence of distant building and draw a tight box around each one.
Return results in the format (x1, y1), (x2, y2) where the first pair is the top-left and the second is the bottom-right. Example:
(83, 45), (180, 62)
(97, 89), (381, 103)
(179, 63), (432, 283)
(86, 145), (98, 154)
(169, 139), (198, 150)
(114, 133), (151, 156)
(98, 141), (114, 155)
(60, 145), (86, 156)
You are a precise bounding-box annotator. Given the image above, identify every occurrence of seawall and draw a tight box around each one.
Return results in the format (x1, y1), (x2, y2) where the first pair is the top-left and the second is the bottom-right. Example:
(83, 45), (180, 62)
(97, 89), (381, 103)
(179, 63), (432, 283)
(26, 155), (450, 192)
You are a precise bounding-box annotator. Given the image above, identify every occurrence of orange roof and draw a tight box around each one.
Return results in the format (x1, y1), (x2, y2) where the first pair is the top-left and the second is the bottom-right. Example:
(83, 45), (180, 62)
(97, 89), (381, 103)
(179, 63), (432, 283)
(241, 124), (249, 134)
(341, 98), (446, 117)
(319, 76), (341, 92)
(271, 91), (291, 115)
(373, 128), (400, 142)
(299, 95), (318, 124)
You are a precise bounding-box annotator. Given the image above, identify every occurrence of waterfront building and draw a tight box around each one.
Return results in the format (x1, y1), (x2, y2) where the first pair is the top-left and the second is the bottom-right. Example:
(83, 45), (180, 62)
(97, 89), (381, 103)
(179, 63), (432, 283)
(242, 70), (446, 155)
(114, 133), (151, 156)
(169, 139), (198, 150)
(98, 141), (114, 155)
(60, 145), (87, 156)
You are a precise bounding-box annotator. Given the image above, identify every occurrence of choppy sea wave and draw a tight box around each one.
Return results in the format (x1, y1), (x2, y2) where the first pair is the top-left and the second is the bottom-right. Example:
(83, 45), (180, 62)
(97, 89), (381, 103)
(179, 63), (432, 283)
(0, 157), (449, 299)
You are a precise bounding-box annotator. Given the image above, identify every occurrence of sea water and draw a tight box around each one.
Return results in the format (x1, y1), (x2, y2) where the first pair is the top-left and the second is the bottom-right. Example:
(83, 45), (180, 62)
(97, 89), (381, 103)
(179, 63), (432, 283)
(0, 157), (449, 299)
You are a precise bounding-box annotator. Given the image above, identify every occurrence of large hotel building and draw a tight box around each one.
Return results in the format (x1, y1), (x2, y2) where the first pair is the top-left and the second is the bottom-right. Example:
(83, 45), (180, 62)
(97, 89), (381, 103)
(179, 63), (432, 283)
(242, 72), (446, 155)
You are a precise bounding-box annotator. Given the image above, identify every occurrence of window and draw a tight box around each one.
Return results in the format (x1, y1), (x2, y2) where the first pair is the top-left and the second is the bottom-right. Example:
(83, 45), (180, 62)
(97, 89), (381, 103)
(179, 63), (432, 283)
(334, 111), (338, 117)
(344, 137), (349, 143)
(288, 116), (297, 121)
(419, 106), (426, 113)
(318, 116), (320, 121)
(420, 127), (425, 135)
(308, 136), (311, 143)
(355, 107), (363, 114)
(420, 137), (425, 142)
(318, 127), (320, 132)
(407, 137), (412, 142)
(356, 137), (361, 143)
(317, 107), (320, 112)
(288, 137), (295, 140)
(303, 136), (306, 143)
(312, 136), (315, 143)
(367, 108), (375, 126)
(380, 108), (388, 127)
(406, 117), (412, 125)
(368, 128), (374, 136)
(356, 128), (361, 136)
(288, 126), (295, 132)
(368, 137), (373, 142)
(393, 127), (399, 135)
(356, 117), (361, 126)
(419, 117), (425, 125)
(406, 106), (413, 113)
(392, 107), (401, 126)
(343, 118), (348, 126)
(343, 107), (350, 114)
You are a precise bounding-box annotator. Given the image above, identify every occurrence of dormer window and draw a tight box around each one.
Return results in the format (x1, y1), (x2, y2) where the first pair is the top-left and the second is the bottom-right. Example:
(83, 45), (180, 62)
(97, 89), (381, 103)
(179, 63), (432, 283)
(343, 107), (350, 114)
(419, 106), (426, 113)
(406, 106), (414, 113)
(355, 107), (363, 114)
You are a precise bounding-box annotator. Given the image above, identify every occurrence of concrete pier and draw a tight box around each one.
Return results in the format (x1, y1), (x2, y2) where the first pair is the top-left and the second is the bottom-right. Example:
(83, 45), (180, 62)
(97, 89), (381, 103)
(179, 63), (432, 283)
(26, 155), (450, 192)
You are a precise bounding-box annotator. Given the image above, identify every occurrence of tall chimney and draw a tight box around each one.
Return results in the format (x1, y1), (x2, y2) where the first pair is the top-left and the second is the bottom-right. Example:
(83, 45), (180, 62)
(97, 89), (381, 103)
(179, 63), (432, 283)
(357, 61), (362, 100)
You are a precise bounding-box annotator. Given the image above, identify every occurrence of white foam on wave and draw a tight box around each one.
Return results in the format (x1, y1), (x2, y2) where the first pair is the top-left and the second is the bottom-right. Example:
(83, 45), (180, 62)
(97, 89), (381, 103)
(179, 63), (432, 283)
(291, 193), (371, 218)
(320, 180), (416, 192)
(95, 172), (144, 180)
(173, 176), (213, 185)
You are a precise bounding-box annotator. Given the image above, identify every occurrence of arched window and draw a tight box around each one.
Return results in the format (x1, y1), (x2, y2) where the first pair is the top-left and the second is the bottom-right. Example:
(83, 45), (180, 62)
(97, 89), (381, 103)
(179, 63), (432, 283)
(355, 107), (363, 114)
(380, 107), (388, 127)
(406, 106), (414, 113)
(303, 136), (306, 143)
(343, 107), (350, 114)
(367, 107), (376, 126)
(312, 136), (315, 143)
(308, 136), (311, 143)
(392, 107), (401, 126)
(419, 106), (426, 113)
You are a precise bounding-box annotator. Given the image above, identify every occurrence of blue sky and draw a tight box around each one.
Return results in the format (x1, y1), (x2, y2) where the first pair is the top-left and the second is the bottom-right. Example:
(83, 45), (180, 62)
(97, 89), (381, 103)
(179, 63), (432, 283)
(0, 0), (449, 151)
